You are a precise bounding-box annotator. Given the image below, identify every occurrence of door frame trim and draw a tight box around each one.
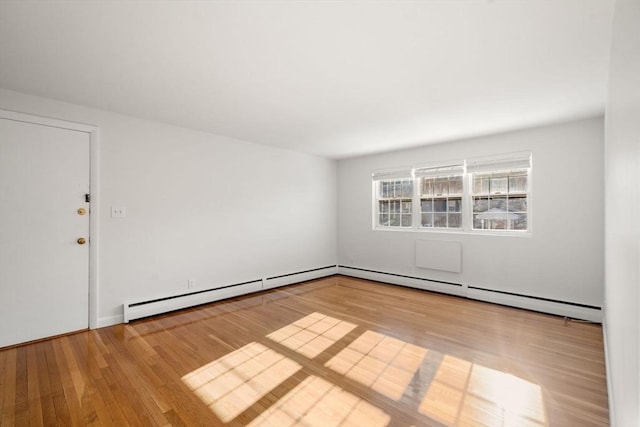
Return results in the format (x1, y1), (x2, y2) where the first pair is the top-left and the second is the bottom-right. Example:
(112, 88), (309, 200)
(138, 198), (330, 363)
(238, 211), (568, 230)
(0, 109), (100, 329)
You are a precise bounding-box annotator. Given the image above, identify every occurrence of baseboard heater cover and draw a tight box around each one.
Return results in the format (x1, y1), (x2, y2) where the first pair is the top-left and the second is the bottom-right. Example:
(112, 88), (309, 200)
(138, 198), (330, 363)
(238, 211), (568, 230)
(338, 266), (602, 322)
(123, 265), (338, 323)
(266, 265), (337, 281)
(467, 286), (602, 322)
(337, 265), (462, 287)
(123, 279), (263, 323)
(467, 286), (601, 310)
(263, 265), (338, 290)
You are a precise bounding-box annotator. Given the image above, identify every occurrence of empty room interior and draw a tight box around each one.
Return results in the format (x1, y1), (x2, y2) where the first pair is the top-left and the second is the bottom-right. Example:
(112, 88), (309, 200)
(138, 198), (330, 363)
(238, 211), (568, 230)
(0, 1), (638, 426)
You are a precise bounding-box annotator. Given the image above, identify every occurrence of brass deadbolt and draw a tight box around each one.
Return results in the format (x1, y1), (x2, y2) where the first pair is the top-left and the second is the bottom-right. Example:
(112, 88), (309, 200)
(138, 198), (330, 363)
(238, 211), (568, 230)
(77, 208), (87, 215)
(77, 237), (87, 245)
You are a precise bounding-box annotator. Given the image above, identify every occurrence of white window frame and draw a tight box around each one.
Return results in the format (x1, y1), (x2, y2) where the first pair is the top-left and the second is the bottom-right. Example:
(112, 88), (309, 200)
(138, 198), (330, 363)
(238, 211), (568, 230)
(372, 153), (532, 235)
(414, 164), (465, 230)
(372, 168), (414, 230)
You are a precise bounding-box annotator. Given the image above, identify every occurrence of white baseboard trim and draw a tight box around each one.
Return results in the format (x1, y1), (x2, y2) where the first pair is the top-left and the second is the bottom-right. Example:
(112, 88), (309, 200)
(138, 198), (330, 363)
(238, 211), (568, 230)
(601, 313), (615, 426)
(96, 314), (124, 328)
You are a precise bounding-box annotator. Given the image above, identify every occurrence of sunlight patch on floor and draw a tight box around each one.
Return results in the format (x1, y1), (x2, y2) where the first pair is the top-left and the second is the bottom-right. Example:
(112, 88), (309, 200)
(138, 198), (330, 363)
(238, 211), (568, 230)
(247, 375), (390, 427)
(182, 342), (301, 422)
(325, 330), (428, 400)
(267, 312), (357, 358)
(419, 354), (547, 426)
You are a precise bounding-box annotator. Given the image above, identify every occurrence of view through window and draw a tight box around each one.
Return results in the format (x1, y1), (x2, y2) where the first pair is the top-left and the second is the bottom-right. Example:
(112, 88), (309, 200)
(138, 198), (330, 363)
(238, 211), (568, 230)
(373, 153), (531, 233)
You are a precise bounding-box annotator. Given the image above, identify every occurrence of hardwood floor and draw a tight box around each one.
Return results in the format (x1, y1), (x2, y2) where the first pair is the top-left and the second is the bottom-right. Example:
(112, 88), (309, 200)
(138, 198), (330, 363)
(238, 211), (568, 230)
(0, 276), (609, 426)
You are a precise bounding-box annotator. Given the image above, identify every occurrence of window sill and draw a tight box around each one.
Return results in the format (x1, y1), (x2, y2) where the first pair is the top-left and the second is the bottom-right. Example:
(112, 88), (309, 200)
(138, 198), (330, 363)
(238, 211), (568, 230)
(372, 226), (532, 238)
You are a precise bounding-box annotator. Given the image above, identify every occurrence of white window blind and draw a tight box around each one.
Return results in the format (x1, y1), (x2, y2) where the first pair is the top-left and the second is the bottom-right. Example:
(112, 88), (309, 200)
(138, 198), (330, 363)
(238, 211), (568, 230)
(467, 153), (531, 174)
(372, 169), (412, 181)
(414, 164), (465, 178)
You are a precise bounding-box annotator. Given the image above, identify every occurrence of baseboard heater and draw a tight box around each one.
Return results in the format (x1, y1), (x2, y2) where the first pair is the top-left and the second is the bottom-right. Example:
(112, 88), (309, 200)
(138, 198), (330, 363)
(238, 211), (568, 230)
(337, 265), (463, 288)
(123, 265), (338, 323)
(467, 285), (601, 310)
(263, 265), (337, 290)
(337, 265), (602, 322)
(123, 279), (263, 323)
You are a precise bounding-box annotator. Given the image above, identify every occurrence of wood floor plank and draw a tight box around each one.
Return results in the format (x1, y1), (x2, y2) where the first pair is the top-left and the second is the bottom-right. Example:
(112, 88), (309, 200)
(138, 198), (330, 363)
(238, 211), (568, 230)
(0, 348), (17, 426)
(0, 276), (609, 426)
(0, 349), (7, 418)
(43, 339), (75, 427)
(51, 337), (85, 427)
(33, 342), (56, 425)
(13, 346), (30, 426)
(26, 345), (43, 426)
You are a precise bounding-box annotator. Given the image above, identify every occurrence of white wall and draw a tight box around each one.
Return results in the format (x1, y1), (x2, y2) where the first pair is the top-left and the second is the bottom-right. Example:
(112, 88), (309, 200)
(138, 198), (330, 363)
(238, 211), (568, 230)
(338, 118), (604, 319)
(0, 89), (337, 326)
(604, 0), (640, 424)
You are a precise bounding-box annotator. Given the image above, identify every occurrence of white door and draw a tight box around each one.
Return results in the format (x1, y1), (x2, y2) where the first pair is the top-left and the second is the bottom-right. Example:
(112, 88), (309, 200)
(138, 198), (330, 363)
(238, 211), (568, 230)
(0, 117), (90, 348)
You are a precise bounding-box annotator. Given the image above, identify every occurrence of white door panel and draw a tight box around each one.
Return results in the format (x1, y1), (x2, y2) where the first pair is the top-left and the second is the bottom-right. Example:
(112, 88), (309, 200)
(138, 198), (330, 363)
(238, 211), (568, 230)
(0, 117), (90, 348)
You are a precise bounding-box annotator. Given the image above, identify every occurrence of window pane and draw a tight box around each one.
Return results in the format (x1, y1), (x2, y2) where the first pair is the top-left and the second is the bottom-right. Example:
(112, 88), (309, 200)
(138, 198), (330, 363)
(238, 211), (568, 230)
(422, 178), (434, 196)
(380, 182), (388, 198)
(489, 197), (507, 211)
(473, 197), (488, 213)
(513, 214), (527, 230)
(473, 212), (507, 230)
(508, 197), (527, 212)
(401, 201), (412, 213)
(474, 176), (490, 194)
(421, 199), (433, 212)
(392, 181), (400, 197)
(401, 180), (413, 198)
(448, 213), (461, 228)
(447, 199), (461, 212)
(379, 200), (389, 214)
(401, 214), (412, 227)
(434, 199), (447, 212)
(379, 214), (389, 226)
(490, 177), (508, 194)
(449, 176), (463, 194)
(489, 218), (507, 229)
(434, 178), (448, 196)
(509, 173), (528, 193)
(421, 213), (433, 227)
(389, 214), (400, 227)
(433, 213), (447, 227)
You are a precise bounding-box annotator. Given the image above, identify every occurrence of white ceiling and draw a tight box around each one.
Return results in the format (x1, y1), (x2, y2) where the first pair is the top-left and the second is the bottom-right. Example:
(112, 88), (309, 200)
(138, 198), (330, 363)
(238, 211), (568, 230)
(0, 1), (614, 159)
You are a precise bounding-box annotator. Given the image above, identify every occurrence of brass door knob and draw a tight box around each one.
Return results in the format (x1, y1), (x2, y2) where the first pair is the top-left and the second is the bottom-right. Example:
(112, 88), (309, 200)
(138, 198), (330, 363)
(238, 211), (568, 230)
(77, 237), (87, 245)
(77, 208), (87, 215)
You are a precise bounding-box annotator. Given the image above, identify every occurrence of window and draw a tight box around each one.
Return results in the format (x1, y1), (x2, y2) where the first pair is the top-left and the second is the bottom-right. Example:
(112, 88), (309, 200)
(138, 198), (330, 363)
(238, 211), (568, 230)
(373, 169), (413, 229)
(372, 153), (531, 234)
(377, 180), (413, 228)
(468, 154), (531, 232)
(415, 165), (464, 229)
